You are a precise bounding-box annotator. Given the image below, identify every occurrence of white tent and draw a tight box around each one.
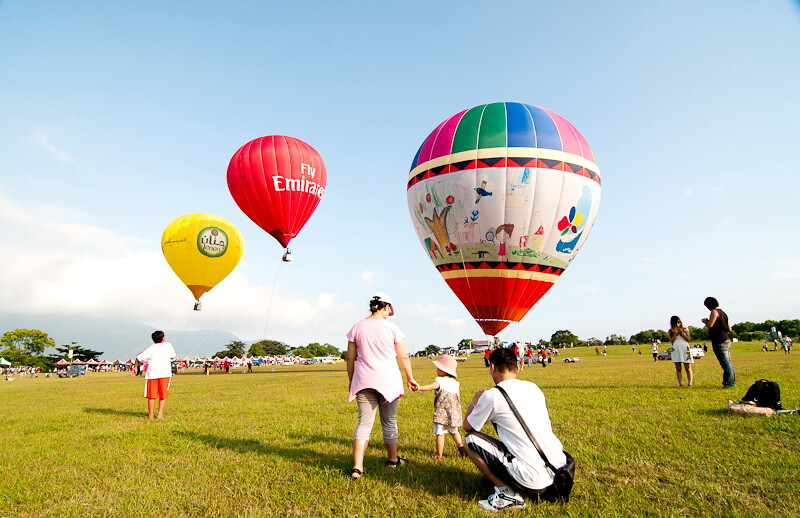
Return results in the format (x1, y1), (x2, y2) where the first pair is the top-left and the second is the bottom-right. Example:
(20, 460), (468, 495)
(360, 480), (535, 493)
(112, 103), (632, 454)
(0, 358), (11, 366)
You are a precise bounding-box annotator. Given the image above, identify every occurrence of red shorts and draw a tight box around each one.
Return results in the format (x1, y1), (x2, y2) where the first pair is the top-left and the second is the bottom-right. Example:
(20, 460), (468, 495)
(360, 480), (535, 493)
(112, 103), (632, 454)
(143, 377), (171, 399)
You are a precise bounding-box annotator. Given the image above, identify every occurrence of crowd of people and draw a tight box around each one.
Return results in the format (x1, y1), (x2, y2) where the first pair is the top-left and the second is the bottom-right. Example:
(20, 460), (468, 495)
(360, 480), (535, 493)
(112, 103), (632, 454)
(9, 291), (785, 511)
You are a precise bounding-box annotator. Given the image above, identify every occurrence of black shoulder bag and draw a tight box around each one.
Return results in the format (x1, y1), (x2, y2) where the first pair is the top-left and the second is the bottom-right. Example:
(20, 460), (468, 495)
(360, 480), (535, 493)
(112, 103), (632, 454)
(494, 385), (575, 502)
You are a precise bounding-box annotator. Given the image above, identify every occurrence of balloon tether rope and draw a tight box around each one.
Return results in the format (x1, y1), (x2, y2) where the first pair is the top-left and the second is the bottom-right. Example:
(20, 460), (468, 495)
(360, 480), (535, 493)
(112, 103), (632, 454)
(263, 259), (283, 340)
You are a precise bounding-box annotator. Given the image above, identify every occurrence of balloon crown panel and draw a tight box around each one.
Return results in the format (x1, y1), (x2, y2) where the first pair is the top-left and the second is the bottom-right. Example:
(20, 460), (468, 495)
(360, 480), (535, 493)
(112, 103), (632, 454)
(407, 102), (601, 336)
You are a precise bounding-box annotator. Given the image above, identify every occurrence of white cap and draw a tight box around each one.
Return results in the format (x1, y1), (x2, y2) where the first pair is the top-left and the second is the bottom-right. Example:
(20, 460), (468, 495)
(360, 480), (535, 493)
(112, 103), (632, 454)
(371, 292), (393, 305)
(371, 292), (394, 316)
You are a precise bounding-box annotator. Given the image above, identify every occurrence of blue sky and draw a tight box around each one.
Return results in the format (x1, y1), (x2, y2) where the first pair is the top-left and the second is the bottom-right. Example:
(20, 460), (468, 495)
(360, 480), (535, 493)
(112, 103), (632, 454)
(1, 1), (799, 357)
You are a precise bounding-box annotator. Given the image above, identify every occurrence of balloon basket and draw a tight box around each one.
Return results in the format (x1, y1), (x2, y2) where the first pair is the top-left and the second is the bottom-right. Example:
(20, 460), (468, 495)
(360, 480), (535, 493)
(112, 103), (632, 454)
(193, 301), (202, 311)
(282, 249), (293, 262)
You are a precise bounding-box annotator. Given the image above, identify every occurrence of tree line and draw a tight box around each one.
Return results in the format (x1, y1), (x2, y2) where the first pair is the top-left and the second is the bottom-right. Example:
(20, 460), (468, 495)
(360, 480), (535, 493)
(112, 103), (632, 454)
(1, 328), (103, 370)
(213, 339), (342, 359)
(559, 319), (800, 347)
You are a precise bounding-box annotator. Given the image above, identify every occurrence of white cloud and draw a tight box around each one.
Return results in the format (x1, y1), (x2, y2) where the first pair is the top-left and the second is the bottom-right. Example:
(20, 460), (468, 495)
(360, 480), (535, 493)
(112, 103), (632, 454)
(403, 302), (453, 319)
(0, 192), (355, 345)
(577, 285), (600, 294)
(683, 188), (694, 197)
(29, 131), (76, 164)
(640, 256), (660, 262)
(773, 260), (800, 279)
(432, 317), (468, 330)
(360, 270), (377, 282)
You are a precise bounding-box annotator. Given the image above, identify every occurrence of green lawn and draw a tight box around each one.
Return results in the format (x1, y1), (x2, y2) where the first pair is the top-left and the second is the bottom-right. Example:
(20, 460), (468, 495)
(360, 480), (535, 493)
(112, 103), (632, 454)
(1, 343), (798, 517)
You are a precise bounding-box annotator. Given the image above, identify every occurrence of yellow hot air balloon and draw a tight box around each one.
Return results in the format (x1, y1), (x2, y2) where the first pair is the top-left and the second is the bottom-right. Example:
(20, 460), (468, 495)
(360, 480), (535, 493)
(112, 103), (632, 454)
(162, 213), (243, 309)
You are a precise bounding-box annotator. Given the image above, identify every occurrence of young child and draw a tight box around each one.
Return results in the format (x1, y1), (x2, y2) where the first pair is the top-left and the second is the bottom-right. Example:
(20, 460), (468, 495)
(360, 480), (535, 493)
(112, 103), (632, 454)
(416, 355), (466, 460)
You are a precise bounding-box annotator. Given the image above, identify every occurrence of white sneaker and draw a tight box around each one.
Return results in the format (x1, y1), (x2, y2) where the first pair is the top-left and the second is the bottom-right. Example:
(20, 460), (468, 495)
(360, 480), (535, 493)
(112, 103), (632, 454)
(478, 487), (525, 512)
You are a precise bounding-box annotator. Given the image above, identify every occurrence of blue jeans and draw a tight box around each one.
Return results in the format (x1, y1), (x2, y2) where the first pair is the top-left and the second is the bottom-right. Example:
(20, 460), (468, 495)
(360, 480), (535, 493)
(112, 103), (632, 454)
(712, 341), (736, 388)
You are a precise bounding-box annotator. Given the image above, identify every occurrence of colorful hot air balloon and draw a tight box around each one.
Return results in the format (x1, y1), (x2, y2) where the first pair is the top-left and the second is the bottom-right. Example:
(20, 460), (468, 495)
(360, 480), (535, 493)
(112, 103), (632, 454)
(407, 102), (601, 336)
(162, 213), (243, 309)
(227, 136), (327, 257)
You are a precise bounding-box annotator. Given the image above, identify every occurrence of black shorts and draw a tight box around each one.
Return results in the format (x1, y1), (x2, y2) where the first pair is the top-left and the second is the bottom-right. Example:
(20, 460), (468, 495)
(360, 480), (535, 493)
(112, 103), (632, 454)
(465, 431), (559, 502)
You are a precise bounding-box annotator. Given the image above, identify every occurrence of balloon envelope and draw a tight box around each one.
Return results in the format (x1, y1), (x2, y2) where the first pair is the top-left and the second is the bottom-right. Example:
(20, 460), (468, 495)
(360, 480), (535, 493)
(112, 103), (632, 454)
(227, 135), (327, 249)
(162, 213), (243, 302)
(407, 102), (601, 335)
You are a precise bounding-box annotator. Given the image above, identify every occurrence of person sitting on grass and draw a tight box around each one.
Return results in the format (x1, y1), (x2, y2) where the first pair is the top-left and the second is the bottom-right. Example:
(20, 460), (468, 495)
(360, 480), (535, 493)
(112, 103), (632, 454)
(463, 348), (568, 511)
(414, 354), (466, 460)
(132, 330), (176, 420)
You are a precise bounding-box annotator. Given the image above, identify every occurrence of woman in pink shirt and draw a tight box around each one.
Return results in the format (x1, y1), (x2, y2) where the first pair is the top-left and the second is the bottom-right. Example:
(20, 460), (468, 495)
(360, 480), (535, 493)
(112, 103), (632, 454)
(346, 292), (418, 480)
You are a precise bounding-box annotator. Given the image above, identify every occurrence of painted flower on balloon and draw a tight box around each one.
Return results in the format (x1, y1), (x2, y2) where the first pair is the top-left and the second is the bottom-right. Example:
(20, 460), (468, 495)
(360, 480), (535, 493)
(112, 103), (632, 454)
(556, 185), (593, 254)
(558, 207), (584, 236)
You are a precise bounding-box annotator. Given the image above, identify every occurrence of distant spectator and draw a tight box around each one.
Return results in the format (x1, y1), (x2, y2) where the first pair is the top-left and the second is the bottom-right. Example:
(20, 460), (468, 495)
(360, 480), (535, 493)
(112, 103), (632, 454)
(133, 330), (176, 420)
(668, 316), (693, 387)
(702, 297), (735, 388)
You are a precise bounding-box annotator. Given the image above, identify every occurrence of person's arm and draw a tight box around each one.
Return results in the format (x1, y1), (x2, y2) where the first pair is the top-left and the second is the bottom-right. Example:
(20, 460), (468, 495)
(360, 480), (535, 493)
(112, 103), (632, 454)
(704, 309), (718, 328)
(681, 326), (690, 341)
(394, 340), (419, 391)
(462, 390), (485, 433)
(346, 341), (357, 387)
(416, 380), (440, 392)
(668, 328), (677, 343)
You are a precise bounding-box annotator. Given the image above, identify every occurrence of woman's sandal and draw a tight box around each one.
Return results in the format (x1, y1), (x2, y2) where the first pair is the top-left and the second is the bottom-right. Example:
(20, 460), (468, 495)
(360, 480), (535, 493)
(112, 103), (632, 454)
(349, 468), (364, 480)
(386, 457), (407, 467)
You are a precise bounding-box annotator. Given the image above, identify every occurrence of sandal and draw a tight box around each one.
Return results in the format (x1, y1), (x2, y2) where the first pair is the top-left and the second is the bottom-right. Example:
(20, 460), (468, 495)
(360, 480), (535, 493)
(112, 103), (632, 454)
(386, 457), (407, 467)
(349, 468), (364, 480)
(430, 454), (443, 460)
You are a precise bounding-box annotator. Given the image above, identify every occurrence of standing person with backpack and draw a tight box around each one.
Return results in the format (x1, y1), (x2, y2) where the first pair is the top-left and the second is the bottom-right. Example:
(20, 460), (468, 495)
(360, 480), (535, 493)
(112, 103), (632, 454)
(702, 297), (736, 389)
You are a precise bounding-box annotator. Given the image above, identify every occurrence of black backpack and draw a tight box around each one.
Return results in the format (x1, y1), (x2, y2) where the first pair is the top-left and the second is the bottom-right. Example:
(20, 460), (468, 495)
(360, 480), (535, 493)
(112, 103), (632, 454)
(741, 379), (782, 410)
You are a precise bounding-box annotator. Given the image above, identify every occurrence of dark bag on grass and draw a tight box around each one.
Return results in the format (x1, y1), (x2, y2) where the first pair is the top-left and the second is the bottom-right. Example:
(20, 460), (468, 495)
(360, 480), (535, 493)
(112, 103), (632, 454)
(494, 385), (575, 502)
(741, 379), (782, 410)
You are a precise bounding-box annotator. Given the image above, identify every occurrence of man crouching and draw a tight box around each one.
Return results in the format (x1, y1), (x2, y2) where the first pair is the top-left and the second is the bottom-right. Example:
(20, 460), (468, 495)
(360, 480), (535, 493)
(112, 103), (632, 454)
(463, 347), (569, 511)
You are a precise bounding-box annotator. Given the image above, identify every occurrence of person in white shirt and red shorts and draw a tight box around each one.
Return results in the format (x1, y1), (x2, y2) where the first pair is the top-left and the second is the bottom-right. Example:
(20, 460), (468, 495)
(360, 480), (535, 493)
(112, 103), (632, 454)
(133, 331), (176, 420)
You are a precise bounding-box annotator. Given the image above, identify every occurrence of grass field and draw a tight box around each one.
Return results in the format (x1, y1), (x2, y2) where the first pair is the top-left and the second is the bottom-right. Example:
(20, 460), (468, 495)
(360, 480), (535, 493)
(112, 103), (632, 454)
(1, 343), (798, 517)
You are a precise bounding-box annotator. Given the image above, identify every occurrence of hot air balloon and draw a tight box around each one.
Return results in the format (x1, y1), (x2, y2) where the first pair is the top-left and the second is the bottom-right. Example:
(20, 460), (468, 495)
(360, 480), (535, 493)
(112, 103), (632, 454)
(407, 102), (601, 335)
(162, 213), (243, 309)
(227, 135), (327, 260)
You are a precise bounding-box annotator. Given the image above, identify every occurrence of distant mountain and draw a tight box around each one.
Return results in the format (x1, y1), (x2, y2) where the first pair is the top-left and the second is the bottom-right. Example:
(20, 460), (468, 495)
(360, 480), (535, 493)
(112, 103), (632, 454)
(0, 313), (241, 360)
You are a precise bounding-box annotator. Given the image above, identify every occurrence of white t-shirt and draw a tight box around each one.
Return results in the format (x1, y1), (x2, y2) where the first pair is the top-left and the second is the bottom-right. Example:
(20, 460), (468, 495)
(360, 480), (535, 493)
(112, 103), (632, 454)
(467, 378), (566, 490)
(136, 341), (176, 380)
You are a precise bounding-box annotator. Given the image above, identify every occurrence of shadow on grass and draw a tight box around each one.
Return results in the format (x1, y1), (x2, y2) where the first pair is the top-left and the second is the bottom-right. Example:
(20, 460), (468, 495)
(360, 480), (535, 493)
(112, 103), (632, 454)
(698, 408), (730, 417)
(83, 407), (144, 417)
(284, 431), (431, 458)
(173, 429), (481, 498)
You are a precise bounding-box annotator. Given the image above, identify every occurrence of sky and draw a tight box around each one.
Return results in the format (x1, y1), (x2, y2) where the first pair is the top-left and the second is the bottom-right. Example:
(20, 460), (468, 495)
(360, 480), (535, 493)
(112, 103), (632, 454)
(1, 1), (799, 358)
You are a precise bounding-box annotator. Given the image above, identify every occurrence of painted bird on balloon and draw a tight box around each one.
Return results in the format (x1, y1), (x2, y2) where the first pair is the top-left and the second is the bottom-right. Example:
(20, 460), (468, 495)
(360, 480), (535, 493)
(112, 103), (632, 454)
(475, 181), (493, 203)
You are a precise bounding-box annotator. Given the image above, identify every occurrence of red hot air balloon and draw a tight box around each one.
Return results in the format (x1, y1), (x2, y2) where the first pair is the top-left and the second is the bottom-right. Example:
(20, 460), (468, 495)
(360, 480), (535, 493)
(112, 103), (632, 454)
(227, 136), (327, 254)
